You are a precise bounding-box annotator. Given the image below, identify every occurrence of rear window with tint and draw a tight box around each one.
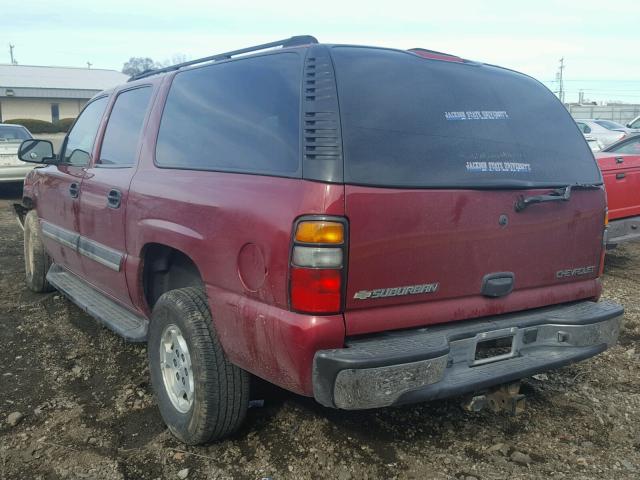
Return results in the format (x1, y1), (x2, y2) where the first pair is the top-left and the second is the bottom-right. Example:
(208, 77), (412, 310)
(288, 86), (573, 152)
(331, 47), (601, 188)
(155, 52), (301, 176)
(0, 126), (31, 142)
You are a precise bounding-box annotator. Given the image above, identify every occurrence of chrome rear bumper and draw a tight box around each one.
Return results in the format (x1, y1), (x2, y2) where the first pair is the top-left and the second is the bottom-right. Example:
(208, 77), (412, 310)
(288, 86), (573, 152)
(313, 300), (623, 410)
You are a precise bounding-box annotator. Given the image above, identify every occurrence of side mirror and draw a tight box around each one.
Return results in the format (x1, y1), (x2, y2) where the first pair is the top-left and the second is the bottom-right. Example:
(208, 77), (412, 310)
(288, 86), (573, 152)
(18, 139), (56, 164)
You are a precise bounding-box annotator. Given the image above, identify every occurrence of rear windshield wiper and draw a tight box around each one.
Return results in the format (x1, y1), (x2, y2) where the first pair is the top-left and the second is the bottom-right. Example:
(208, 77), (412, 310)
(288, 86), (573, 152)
(514, 185), (572, 212)
(514, 183), (601, 212)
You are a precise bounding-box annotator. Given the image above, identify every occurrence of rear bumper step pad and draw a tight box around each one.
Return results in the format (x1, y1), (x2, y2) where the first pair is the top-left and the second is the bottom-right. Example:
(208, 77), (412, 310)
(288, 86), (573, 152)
(47, 264), (148, 342)
(313, 300), (623, 409)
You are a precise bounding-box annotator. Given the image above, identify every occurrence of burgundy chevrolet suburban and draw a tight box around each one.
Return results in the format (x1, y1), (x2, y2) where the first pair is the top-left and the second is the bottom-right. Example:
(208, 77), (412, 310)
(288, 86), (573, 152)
(15, 36), (623, 444)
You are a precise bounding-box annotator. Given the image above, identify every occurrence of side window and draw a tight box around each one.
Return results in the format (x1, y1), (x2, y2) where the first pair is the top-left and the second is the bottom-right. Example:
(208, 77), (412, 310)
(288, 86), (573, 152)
(155, 53), (301, 176)
(611, 138), (640, 154)
(99, 87), (153, 166)
(631, 119), (640, 129)
(62, 97), (108, 165)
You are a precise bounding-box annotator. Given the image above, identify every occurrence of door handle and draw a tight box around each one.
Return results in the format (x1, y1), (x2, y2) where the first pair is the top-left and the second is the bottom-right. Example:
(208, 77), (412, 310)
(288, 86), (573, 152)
(616, 173), (626, 180)
(107, 189), (122, 209)
(69, 182), (79, 198)
(615, 156), (624, 164)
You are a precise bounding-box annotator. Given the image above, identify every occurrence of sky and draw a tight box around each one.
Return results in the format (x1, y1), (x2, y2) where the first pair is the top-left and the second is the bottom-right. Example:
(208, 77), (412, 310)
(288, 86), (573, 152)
(1, 0), (639, 103)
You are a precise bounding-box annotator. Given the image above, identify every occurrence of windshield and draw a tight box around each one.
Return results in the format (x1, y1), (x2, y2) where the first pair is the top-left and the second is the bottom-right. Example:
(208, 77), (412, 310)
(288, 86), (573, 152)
(331, 47), (602, 188)
(595, 120), (625, 131)
(0, 125), (31, 142)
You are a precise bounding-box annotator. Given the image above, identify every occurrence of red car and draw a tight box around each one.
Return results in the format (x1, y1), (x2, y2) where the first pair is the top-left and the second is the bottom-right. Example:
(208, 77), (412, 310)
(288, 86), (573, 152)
(595, 134), (640, 247)
(15, 36), (622, 444)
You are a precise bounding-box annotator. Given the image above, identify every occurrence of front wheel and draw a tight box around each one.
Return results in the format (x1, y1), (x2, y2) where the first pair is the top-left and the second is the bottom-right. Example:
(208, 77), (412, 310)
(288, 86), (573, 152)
(23, 210), (53, 293)
(148, 287), (250, 444)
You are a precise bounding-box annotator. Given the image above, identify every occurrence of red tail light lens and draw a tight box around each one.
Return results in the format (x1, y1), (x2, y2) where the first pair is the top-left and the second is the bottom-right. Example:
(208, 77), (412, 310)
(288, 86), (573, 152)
(290, 267), (341, 313)
(289, 217), (347, 314)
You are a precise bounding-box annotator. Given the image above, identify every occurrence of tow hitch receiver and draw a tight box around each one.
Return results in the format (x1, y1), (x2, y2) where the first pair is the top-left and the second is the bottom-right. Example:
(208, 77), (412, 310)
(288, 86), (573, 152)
(462, 382), (526, 416)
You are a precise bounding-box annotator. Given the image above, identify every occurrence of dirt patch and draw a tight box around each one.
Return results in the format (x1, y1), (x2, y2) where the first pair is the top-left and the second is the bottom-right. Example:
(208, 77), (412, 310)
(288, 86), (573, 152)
(1, 189), (639, 479)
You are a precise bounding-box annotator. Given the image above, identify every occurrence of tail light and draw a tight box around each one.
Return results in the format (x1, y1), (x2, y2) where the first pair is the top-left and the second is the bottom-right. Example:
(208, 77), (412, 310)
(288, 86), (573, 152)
(599, 209), (608, 276)
(289, 217), (347, 314)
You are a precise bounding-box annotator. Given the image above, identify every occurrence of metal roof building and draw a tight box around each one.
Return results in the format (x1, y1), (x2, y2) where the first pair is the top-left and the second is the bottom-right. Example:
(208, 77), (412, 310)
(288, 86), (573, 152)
(0, 64), (127, 123)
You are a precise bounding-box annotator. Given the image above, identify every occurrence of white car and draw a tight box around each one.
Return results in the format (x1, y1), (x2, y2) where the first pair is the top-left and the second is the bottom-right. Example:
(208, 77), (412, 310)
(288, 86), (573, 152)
(576, 119), (629, 148)
(0, 124), (35, 183)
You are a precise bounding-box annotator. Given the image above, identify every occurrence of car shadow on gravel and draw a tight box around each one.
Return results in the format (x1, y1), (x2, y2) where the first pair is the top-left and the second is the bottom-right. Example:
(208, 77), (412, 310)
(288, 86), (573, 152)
(242, 375), (554, 466)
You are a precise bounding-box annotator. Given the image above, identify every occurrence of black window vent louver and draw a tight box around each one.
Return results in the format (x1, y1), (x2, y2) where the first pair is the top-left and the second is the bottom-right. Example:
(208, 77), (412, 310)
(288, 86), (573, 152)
(302, 46), (344, 183)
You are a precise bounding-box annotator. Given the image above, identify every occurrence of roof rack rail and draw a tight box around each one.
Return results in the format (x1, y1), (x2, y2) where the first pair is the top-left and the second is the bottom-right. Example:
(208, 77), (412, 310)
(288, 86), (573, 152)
(128, 35), (318, 82)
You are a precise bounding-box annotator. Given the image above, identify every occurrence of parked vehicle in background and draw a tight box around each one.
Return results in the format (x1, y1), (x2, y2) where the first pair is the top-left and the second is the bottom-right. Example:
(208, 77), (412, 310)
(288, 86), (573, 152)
(584, 133), (604, 152)
(603, 134), (640, 155)
(0, 124), (34, 183)
(14, 36), (623, 444)
(576, 119), (629, 148)
(596, 134), (640, 247)
(593, 119), (637, 133)
(627, 115), (640, 130)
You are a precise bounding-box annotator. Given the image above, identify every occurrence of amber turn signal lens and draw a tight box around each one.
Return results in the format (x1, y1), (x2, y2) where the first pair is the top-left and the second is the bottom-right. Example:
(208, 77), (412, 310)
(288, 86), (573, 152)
(295, 221), (344, 244)
(604, 211), (609, 226)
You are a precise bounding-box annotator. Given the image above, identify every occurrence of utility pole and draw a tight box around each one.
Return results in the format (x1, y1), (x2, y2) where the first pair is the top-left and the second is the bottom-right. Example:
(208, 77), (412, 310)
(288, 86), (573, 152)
(555, 57), (565, 103)
(9, 44), (17, 65)
(87, 61), (92, 69)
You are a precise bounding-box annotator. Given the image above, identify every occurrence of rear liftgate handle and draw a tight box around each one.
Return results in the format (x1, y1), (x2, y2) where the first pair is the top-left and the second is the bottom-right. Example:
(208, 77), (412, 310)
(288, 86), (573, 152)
(107, 189), (122, 209)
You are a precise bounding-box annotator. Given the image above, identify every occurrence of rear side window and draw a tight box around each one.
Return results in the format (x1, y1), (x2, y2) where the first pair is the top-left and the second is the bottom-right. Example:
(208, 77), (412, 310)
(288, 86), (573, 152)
(331, 47), (601, 188)
(156, 53), (301, 176)
(62, 96), (108, 165)
(99, 86), (152, 166)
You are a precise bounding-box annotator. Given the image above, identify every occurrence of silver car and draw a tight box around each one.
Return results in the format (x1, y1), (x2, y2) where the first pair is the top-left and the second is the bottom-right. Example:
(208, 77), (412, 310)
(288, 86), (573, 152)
(576, 119), (629, 148)
(583, 133), (604, 152)
(0, 124), (35, 183)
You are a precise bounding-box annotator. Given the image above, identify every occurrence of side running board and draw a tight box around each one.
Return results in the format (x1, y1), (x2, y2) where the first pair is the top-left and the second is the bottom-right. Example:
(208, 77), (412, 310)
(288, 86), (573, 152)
(47, 264), (148, 342)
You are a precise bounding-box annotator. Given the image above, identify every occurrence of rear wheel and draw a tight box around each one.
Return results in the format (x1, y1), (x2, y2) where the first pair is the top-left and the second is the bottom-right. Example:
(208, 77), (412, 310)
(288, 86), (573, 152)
(23, 210), (53, 293)
(148, 287), (249, 444)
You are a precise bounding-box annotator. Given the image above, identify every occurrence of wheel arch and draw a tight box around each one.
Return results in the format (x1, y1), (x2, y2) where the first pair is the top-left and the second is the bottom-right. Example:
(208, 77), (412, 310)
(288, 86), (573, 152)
(140, 242), (205, 311)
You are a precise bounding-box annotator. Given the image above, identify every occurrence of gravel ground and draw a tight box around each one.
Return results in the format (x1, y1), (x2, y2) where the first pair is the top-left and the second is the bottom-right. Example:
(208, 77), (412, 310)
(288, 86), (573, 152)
(1, 185), (639, 480)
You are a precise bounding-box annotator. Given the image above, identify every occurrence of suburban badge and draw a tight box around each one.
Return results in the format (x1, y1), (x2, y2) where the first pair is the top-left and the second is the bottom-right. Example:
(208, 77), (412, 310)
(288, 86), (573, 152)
(353, 282), (440, 300)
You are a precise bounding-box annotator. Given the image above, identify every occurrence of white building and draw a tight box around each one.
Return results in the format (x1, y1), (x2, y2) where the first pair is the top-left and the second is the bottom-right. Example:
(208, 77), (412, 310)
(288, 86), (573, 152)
(0, 64), (128, 123)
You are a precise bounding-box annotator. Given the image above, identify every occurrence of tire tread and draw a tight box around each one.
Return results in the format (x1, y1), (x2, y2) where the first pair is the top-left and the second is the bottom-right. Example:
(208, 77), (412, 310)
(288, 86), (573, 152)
(149, 287), (249, 444)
